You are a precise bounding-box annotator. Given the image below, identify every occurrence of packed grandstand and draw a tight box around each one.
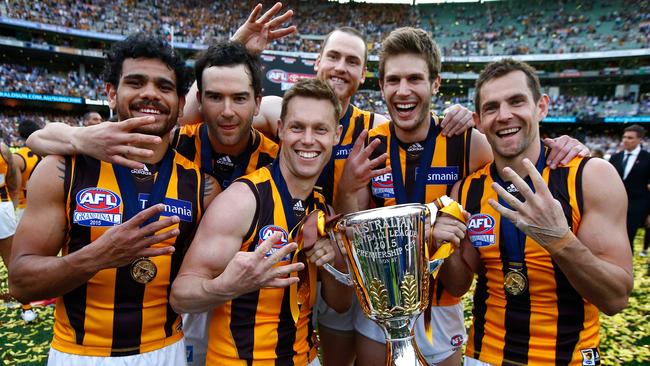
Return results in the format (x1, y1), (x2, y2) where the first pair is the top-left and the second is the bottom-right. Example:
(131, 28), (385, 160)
(0, 0), (649, 155)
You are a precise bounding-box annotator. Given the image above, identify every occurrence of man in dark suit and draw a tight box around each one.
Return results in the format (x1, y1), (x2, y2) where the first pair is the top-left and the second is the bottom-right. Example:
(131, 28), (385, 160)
(610, 124), (650, 253)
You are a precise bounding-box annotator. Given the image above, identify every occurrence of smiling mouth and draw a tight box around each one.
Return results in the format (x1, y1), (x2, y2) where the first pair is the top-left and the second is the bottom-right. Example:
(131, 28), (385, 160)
(137, 107), (161, 115)
(330, 76), (347, 85)
(297, 151), (320, 159)
(496, 127), (521, 137)
(395, 102), (416, 113)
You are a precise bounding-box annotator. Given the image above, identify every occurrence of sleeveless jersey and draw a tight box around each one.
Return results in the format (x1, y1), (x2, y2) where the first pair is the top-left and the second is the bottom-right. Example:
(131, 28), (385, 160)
(206, 164), (326, 365)
(15, 146), (42, 208)
(316, 104), (376, 205)
(54, 150), (205, 356)
(0, 150), (10, 202)
(368, 116), (472, 306)
(173, 123), (278, 187)
(459, 157), (600, 366)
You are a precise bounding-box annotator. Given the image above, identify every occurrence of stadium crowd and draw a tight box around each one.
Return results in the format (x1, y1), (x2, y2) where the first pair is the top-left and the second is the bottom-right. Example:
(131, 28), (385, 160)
(0, 63), (105, 99)
(2, 0), (648, 55)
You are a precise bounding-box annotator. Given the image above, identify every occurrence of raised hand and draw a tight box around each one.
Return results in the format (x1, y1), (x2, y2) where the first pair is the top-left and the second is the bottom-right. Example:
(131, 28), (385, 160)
(72, 116), (161, 169)
(543, 135), (590, 169)
(338, 130), (390, 195)
(213, 232), (304, 297)
(232, 2), (297, 55)
(439, 104), (474, 137)
(488, 159), (570, 248)
(96, 204), (180, 269)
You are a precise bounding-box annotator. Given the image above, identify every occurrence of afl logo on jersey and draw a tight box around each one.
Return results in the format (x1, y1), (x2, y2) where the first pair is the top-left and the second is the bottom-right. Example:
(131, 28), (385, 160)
(371, 173), (395, 199)
(73, 188), (122, 227)
(467, 214), (496, 247)
(258, 225), (291, 262)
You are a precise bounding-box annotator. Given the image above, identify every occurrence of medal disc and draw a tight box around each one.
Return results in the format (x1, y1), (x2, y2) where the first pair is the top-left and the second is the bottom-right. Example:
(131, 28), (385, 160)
(130, 258), (157, 284)
(504, 270), (527, 296)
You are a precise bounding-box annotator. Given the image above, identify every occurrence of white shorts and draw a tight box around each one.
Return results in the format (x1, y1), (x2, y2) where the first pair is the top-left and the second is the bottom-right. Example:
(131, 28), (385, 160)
(15, 207), (25, 222)
(354, 303), (466, 365)
(47, 338), (186, 366)
(182, 312), (210, 366)
(0, 201), (17, 239)
(463, 356), (494, 366)
(314, 282), (356, 332)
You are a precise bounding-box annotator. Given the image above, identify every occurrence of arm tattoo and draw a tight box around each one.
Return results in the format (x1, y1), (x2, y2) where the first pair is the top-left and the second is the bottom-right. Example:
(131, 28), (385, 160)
(56, 157), (66, 180)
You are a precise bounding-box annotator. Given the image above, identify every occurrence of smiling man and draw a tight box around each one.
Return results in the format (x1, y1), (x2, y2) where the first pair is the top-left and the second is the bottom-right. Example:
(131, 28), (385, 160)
(9, 33), (220, 366)
(447, 58), (633, 366)
(170, 78), (350, 366)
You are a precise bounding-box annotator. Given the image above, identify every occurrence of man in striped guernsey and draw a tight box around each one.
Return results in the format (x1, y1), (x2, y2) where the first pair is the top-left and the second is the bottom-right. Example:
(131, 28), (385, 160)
(170, 78), (352, 366)
(9, 33), (220, 366)
(14, 119), (42, 220)
(334, 28), (590, 366)
(444, 58), (633, 366)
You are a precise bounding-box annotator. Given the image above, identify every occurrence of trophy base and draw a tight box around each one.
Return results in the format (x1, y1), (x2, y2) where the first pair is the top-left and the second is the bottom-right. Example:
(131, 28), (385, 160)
(385, 335), (429, 366)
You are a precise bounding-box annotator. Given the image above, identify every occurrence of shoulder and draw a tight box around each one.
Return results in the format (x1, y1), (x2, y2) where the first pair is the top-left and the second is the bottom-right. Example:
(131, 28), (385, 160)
(369, 121), (391, 138)
(178, 122), (202, 137)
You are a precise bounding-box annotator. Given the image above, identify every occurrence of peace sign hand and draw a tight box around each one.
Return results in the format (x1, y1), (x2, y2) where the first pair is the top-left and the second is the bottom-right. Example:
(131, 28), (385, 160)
(488, 159), (570, 249)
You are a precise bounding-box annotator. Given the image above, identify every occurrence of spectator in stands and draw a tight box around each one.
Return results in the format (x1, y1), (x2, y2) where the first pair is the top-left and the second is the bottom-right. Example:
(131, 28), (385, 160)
(82, 111), (103, 126)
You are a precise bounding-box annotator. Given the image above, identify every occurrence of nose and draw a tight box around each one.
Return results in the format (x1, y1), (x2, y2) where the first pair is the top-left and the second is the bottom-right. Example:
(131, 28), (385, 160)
(140, 82), (161, 100)
(334, 58), (346, 72)
(497, 103), (513, 122)
(222, 98), (235, 118)
(302, 127), (315, 145)
(397, 79), (410, 96)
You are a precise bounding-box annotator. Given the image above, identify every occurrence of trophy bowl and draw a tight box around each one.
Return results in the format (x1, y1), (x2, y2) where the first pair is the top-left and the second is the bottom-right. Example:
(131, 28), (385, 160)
(324, 199), (462, 366)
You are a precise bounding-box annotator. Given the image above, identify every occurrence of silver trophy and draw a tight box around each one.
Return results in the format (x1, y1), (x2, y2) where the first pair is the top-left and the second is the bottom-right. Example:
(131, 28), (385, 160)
(324, 198), (464, 366)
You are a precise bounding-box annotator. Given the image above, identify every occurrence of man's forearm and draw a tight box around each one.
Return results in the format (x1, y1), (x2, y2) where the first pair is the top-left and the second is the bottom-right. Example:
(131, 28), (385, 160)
(551, 236), (633, 315)
(171, 274), (232, 314)
(9, 246), (102, 303)
(438, 250), (473, 298)
(26, 123), (78, 156)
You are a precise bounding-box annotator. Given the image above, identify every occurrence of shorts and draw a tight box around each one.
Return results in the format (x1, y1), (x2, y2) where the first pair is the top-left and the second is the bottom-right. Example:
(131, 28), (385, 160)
(354, 302), (466, 365)
(314, 282), (356, 332)
(47, 338), (186, 366)
(0, 201), (17, 239)
(182, 312), (210, 366)
(463, 356), (494, 366)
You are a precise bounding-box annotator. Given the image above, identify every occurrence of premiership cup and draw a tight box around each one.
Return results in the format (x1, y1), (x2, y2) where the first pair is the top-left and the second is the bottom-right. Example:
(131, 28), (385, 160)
(323, 197), (463, 366)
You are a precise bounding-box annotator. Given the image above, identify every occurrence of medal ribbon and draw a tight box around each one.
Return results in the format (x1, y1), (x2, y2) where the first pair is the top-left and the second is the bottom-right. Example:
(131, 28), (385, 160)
(201, 124), (255, 188)
(490, 142), (546, 286)
(113, 148), (174, 225)
(389, 116), (439, 204)
(270, 159), (317, 323)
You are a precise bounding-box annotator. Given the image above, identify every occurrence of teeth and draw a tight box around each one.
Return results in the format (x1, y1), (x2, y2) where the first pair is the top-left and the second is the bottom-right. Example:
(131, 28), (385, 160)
(497, 127), (520, 136)
(330, 76), (346, 84)
(139, 108), (161, 114)
(298, 151), (319, 159)
(396, 103), (416, 109)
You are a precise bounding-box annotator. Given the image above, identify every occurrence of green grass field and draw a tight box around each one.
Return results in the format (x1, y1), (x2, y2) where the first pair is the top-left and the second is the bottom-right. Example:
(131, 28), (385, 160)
(1, 236), (649, 365)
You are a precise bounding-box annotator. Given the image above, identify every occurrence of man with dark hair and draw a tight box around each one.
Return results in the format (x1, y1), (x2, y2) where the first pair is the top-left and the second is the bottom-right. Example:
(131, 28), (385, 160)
(170, 78), (352, 366)
(171, 40), (279, 365)
(445, 58), (632, 366)
(15, 119), (42, 220)
(9, 32), (220, 365)
(82, 112), (103, 126)
(609, 124), (650, 253)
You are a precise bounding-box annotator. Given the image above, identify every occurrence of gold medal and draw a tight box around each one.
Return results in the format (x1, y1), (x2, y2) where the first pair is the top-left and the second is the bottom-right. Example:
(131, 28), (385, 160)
(130, 258), (157, 284)
(504, 269), (527, 296)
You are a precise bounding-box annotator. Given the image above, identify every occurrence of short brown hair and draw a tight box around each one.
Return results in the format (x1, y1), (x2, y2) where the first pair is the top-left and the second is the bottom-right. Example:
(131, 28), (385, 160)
(281, 78), (341, 124)
(321, 27), (368, 65)
(624, 124), (646, 138)
(378, 27), (441, 82)
(475, 58), (541, 116)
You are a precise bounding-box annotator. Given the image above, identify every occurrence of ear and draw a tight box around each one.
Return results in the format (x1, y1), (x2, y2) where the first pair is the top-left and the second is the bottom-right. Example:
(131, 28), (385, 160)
(537, 94), (550, 120)
(196, 89), (202, 104)
(277, 118), (284, 137)
(359, 66), (367, 85)
(472, 112), (483, 133)
(106, 83), (117, 110)
(334, 123), (343, 144)
(254, 95), (261, 117)
(177, 95), (186, 119)
(431, 75), (441, 96)
(379, 78), (385, 100)
(314, 54), (321, 73)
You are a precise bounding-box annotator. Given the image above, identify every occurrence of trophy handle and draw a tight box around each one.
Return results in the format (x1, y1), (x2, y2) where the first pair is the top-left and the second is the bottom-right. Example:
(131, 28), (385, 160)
(322, 263), (353, 286)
